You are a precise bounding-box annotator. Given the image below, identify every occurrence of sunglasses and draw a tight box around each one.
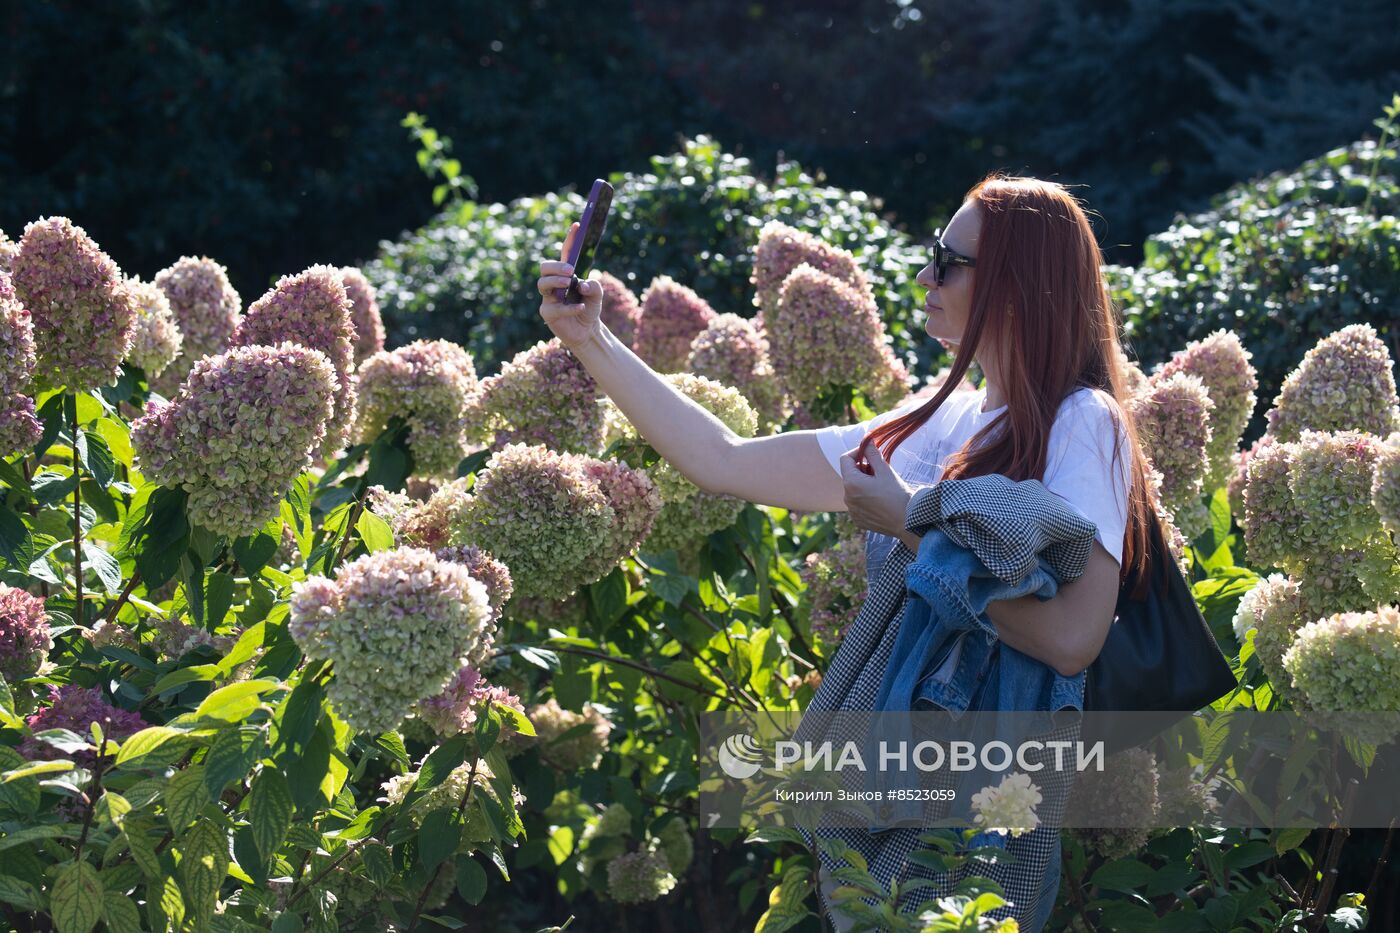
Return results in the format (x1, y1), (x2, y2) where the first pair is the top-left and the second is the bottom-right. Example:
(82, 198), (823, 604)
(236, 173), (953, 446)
(930, 227), (977, 286)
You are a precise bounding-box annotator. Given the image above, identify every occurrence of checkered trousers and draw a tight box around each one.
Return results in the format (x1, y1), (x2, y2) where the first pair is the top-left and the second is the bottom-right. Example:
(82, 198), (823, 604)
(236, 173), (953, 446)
(794, 479), (1084, 931)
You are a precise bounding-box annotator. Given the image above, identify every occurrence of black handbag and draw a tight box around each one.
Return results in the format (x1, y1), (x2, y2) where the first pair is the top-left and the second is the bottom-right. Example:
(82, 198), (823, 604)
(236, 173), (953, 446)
(1082, 515), (1238, 754)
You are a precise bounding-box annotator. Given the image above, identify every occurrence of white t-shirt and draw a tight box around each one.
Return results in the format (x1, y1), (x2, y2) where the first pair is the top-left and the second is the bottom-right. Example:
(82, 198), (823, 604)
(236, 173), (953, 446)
(815, 386), (1132, 572)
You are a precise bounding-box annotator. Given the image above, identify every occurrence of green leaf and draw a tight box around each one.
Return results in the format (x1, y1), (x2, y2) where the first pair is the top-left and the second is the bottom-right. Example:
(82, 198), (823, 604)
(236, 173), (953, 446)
(94, 791), (131, 830)
(114, 726), (193, 770)
(79, 429), (116, 488)
(588, 568), (629, 633)
(745, 826), (809, 846)
(419, 807), (463, 873)
(123, 485), (190, 590)
(166, 765), (211, 832)
(514, 645), (561, 671)
(156, 874), (185, 929)
(417, 735), (470, 791)
(206, 570), (236, 629)
(355, 508), (395, 553)
(2, 758), (75, 783)
(1223, 840), (1274, 871)
(456, 855), (488, 905)
(1090, 858), (1155, 893)
(0, 503), (32, 570)
(178, 820), (229, 925)
(0, 456), (33, 494)
(194, 680), (280, 724)
(80, 541), (123, 597)
(362, 843), (392, 887)
(205, 727), (267, 799)
(285, 714), (334, 812)
(31, 469), (78, 506)
(233, 518), (282, 575)
(272, 679), (324, 757)
(51, 861), (103, 933)
(1272, 826), (1312, 855)
(0, 874), (44, 912)
(250, 768), (294, 861)
(150, 663), (222, 696)
(493, 699), (536, 738)
(216, 621), (266, 678)
(101, 892), (143, 933)
(1145, 859), (1198, 897)
(363, 422), (413, 494)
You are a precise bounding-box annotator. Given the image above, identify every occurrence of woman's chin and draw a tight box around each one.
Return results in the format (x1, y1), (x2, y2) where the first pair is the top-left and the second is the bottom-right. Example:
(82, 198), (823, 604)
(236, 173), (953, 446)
(924, 322), (958, 345)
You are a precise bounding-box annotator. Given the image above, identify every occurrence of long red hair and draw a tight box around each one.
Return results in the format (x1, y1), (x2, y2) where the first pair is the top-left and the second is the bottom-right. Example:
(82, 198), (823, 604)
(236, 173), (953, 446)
(855, 173), (1160, 594)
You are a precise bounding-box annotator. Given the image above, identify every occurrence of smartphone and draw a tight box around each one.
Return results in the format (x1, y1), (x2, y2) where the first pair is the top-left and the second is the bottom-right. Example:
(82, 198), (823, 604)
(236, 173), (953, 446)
(555, 178), (614, 303)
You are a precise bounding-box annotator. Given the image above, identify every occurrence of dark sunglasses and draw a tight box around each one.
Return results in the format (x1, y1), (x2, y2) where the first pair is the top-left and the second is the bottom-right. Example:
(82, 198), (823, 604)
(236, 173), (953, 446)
(930, 227), (976, 286)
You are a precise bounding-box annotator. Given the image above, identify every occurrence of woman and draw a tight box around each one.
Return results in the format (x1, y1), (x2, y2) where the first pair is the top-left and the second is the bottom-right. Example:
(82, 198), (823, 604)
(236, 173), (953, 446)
(537, 173), (1161, 929)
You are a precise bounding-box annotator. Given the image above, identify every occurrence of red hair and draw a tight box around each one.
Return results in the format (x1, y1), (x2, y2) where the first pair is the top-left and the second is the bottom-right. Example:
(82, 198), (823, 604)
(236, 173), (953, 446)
(855, 172), (1160, 595)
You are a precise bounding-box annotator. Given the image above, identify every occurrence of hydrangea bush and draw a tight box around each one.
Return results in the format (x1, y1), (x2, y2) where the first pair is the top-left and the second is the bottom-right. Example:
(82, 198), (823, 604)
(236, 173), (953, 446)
(2, 134), (1391, 929)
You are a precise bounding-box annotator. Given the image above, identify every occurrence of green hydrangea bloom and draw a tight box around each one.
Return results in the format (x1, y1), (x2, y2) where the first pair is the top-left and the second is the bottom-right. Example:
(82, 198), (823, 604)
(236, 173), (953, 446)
(606, 847), (677, 905)
(1157, 329), (1258, 492)
(1266, 323), (1400, 443)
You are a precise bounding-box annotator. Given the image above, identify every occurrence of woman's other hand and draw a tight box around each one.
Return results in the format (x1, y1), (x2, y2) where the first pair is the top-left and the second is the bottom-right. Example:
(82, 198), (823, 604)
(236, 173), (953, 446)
(840, 441), (920, 549)
(537, 221), (605, 351)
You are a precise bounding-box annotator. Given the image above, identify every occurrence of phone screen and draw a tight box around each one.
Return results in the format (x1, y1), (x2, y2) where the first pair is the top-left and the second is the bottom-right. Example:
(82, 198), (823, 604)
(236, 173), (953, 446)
(558, 179), (614, 302)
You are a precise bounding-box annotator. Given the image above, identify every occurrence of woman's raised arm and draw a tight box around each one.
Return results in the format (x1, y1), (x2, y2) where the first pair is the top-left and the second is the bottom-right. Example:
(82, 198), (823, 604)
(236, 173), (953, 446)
(538, 245), (848, 514)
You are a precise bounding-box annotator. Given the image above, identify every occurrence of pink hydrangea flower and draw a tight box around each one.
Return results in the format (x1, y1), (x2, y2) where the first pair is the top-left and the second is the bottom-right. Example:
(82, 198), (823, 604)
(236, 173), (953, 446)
(231, 265), (359, 456)
(596, 271), (642, 348)
(0, 229), (16, 277)
(633, 276), (717, 373)
(338, 266), (386, 365)
(151, 255), (242, 395)
(288, 546), (493, 733)
(768, 264), (888, 405)
(751, 221), (871, 329)
(1157, 330), (1258, 491)
(641, 488), (746, 555)
(470, 338), (605, 454)
(686, 313), (790, 432)
(388, 477), (474, 551)
(1227, 434), (1275, 519)
(1288, 430), (1385, 552)
(0, 271), (41, 457)
(1130, 371), (1214, 538)
(130, 343), (337, 537)
(431, 543), (513, 667)
(0, 583), (52, 682)
(18, 683), (147, 768)
(121, 276), (184, 378)
(355, 339), (479, 478)
(800, 533), (869, 645)
(452, 444), (660, 600)
(1267, 323), (1400, 442)
(11, 216), (138, 392)
(412, 663), (526, 738)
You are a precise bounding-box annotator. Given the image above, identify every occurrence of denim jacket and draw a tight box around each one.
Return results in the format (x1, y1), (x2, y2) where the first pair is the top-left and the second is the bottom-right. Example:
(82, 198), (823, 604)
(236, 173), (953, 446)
(864, 474), (1098, 830)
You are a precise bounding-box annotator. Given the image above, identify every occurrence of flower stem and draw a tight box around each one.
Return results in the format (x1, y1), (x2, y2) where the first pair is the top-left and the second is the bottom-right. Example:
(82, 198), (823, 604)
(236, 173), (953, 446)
(68, 391), (84, 626)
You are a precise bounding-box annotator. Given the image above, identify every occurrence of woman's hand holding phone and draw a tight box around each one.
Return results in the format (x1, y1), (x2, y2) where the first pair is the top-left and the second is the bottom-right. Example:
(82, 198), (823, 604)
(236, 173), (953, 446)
(537, 221), (605, 352)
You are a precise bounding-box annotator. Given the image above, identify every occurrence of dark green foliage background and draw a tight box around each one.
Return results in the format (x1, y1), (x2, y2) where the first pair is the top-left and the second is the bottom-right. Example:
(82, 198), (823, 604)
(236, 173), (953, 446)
(3, 0), (1397, 301)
